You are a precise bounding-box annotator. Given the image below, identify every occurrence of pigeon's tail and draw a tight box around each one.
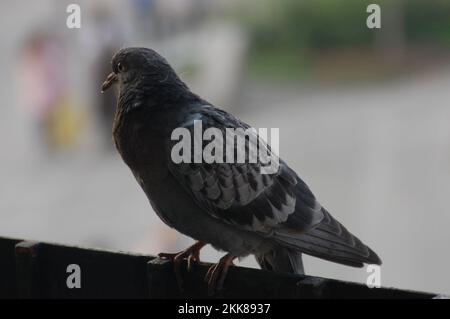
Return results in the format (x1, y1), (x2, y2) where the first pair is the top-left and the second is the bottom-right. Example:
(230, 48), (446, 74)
(255, 246), (304, 275)
(275, 208), (382, 268)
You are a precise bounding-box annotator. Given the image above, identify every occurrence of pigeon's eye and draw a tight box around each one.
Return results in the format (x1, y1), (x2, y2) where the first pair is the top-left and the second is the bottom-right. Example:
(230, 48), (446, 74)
(117, 62), (126, 73)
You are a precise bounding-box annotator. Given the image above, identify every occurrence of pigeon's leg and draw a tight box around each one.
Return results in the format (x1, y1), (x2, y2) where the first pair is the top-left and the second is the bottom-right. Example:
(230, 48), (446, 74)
(204, 253), (236, 295)
(158, 241), (206, 290)
(158, 241), (206, 266)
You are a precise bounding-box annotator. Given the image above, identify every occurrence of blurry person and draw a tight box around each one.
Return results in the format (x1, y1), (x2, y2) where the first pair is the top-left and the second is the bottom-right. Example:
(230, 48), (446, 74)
(17, 32), (83, 154)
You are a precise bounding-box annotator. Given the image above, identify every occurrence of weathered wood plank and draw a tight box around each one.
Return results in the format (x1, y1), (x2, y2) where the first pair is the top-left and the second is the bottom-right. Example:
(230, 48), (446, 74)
(0, 237), (442, 299)
(0, 237), (21, 298)
(15, 241), (153, 298)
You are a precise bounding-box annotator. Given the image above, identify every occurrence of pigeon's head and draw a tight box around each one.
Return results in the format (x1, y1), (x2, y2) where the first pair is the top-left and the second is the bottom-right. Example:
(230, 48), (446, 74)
(101, 47), (189, 98)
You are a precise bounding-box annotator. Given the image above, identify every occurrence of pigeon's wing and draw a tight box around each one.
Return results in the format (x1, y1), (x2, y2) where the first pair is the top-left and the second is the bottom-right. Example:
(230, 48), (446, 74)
(166, 105), (323, 234)
(166, 105), (381, 266)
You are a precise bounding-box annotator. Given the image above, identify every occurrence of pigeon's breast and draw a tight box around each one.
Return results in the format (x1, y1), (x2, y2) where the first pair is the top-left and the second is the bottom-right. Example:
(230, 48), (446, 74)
(113, 108), (169, 178)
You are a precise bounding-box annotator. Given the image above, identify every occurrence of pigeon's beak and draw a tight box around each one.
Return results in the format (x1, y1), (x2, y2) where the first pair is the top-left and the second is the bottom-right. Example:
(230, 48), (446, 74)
(101, 72), (118, 93)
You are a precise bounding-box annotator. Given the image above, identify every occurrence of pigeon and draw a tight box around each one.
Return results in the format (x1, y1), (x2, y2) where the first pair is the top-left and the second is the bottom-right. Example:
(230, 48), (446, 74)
(101, 47), (381, 294)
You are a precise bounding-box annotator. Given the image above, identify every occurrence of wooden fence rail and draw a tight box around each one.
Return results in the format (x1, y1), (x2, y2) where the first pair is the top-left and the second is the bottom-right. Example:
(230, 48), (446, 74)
(0, 236), (443, 299)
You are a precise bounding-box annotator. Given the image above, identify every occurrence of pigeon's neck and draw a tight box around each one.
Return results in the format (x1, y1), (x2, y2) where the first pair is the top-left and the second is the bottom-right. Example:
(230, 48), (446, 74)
(118, 77), (201, 113)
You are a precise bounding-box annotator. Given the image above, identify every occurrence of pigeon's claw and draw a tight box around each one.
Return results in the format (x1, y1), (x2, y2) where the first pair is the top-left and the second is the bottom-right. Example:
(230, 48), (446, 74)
(187, 253), (199, 272)
(204, 253), (236, 296)
(158, 241), (206, 291)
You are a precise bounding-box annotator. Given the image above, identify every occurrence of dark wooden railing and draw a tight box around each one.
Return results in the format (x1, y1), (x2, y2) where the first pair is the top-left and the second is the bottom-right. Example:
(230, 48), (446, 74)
(0, 236), (444, 299)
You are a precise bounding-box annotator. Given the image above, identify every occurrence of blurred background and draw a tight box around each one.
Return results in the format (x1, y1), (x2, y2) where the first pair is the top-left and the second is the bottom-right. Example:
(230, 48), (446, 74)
(1, 0), (450, 294)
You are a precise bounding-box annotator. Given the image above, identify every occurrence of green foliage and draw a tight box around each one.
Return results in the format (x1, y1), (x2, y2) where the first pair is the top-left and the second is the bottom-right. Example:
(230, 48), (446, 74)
(237, 0), (450, 80)
(246, 0), (376, 52)
(405, 0), (450, 45)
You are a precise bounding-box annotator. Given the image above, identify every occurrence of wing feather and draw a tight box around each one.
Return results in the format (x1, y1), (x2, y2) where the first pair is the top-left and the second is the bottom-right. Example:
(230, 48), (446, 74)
(166, 105), (322, 233)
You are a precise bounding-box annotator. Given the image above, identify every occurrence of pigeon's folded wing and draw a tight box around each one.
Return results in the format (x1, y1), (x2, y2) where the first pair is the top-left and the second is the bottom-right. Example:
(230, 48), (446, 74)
(166, 105), (324, 235)
(166, 105), (381, 266)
